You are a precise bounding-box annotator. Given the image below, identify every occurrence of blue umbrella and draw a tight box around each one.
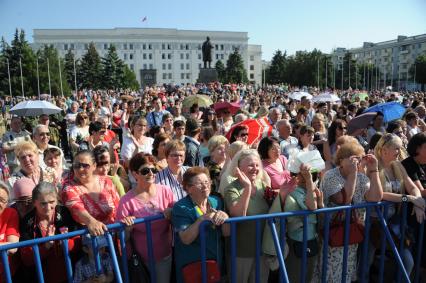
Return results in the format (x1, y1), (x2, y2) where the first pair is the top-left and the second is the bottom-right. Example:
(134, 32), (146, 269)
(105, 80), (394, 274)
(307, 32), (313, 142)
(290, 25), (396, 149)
(363, 102), (406, 122)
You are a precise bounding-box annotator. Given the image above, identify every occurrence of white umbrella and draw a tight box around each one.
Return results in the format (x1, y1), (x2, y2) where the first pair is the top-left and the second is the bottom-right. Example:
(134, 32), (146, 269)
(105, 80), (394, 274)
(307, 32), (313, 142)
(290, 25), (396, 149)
(9, 100), (62, 117)
(312, 92), (341, 103)
(288, 91), (312, 101)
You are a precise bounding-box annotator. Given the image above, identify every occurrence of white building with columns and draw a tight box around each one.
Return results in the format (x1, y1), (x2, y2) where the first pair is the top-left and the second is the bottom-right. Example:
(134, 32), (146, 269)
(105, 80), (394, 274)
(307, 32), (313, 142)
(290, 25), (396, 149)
(32, 28), (262, 86)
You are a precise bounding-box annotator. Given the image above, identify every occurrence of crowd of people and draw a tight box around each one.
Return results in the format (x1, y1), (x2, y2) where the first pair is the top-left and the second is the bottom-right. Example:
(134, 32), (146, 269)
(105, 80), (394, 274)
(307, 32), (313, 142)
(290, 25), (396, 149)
(0, 84), (425, 283)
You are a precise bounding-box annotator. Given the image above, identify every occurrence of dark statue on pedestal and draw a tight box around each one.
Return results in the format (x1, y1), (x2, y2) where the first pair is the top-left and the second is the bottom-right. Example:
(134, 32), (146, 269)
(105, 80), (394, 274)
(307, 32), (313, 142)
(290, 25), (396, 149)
(202, 37), (213, 68)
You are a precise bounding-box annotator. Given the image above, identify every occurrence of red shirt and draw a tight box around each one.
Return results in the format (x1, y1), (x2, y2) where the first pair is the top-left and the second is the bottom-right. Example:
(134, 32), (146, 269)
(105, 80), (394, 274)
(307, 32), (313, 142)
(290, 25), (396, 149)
(0, 208), (20, 281)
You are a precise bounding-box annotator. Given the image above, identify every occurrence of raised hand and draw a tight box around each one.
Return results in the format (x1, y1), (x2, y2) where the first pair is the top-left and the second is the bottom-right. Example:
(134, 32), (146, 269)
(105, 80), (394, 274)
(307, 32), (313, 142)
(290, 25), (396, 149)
(234, 167), (252, 190)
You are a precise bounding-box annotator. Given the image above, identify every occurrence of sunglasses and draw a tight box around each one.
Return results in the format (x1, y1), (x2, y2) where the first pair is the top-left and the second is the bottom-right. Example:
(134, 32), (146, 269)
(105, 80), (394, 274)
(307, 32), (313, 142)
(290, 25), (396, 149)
(338, 126), (347, 130)
(73, 162), (92, 170)
(138, 167), (158, 176)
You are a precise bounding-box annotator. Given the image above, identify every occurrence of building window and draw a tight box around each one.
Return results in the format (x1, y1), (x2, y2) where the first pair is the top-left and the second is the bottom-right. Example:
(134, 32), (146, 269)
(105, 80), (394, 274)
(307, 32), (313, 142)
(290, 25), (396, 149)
(129, 54), (133, 60)
(149, 64), (153, 69)
(199, 63), (202, 69)
(216, 54), (219, 60)
(215, 44), (218, 50)
(180, 53), (184, 60)
(198, 54), (202, 60)
(168, 73), (172, 79)
(143, 44), (146, 50)
(186, 63), (190, 70)
(250, 55), (254, 61)
(130, 64), (134, 71)
(221, 44), (224, 50)
(148, 44), (152, 50)
(124, 54), (127, 60)
(143, 64), (147, 69)
(163, 73), (167, 79)
(124, 43), (127, 50)
(84, 44), (89, 50)
(250, 65), (254, 71)
(186, 44), (189, 50)
(168, 63), (172, 70)
(186, 53), (190, 59)
(162, 63), (166, 70)
(64, 44), (68, 50)
(168, 53), (172, 59)
(250, 74), (254, 79)
(180, 63), (184, 70)
(221, 54), (224, 60)
(198, 44), (201, 50)
(143, 54), (147, 59)
(180, 44), (184, 50)
(181, 73), (185, 79)
(167, 44), (171, 50)
(162, 54), (166, 59)
(129, 43), (133, 50)
(103, 44), (108, 50)
(148, 54), (152, 60)
(70, 44), (74, 50)
(162, 43), (166, 50)
(186, 73), (190, 79)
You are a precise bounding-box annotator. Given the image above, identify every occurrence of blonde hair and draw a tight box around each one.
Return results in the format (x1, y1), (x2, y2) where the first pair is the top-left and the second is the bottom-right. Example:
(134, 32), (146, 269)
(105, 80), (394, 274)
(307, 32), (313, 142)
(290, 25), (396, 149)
(336, 135), (358, 147)
(165, 140), (186, 157)
(374, 133), (406, 161)
(312, 114), (326, 133)
(228, 141), (249, 160)
(207, 135), (229, 153)
(15, 141), (38, 158)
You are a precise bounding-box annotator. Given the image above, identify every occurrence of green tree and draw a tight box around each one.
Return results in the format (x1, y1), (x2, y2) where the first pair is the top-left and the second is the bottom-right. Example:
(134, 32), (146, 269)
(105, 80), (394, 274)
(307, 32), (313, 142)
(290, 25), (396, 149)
(64, 49), (79, 91)
(122, 65), (140, 90)
(267, 50), (286, 84)
(215, 60), (226, 82)
(101, 45), (125, 90)
(225, 49), (248, 83)
(79, 42), (102, 89)
(410, 54), (426, 87)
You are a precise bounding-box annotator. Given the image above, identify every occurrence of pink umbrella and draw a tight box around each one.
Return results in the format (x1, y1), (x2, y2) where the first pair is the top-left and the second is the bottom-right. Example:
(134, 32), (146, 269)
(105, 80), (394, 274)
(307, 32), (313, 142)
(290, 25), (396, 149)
(213, 101), (241, 115)
(225, 117), (273, 145)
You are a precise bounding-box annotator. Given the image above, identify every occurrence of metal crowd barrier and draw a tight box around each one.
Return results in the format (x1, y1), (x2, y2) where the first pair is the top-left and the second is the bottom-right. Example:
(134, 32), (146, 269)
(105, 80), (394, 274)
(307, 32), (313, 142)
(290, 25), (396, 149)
(0, 201), (424, 283)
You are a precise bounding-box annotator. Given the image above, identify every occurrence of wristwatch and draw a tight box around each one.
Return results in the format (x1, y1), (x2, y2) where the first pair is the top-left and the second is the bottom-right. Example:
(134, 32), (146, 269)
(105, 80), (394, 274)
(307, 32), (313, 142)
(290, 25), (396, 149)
(401, 194), (408, 203)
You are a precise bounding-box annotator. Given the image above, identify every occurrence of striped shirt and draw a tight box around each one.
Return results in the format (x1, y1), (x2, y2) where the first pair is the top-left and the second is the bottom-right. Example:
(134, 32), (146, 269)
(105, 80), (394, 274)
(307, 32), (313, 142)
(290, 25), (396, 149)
(155, 166), (189, 201)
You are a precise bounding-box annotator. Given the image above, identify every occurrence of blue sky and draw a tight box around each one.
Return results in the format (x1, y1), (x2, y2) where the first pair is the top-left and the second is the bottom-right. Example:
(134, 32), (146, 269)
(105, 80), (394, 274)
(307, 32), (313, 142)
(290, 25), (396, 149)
(0, 0), (425, 60)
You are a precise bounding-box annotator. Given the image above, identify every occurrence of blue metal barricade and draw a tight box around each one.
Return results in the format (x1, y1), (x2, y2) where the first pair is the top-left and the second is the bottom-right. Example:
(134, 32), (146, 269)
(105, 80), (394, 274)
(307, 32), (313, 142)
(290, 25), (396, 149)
(0, 201), (424, 283)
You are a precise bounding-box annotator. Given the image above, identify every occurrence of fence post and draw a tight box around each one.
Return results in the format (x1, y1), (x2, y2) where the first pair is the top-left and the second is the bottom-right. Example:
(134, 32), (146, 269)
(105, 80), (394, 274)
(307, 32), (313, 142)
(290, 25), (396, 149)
(105, 232), (123, 283)
(199, 220), (208, 283)
(145, 221), (156, 283)
(321, 212), (330, 283)
(230, 223), (237, 283)
(1, 250), (12, 283)
(268, 219), (289, 283)
(255, 220), (261, 283)
(301, 215), (308, 283)
(32, 244), (45, 283)
(61, 239), (73, 283)
(414, 221), (425, 283)
(118, 229), (130, 283)
(360, 205), (372, 283)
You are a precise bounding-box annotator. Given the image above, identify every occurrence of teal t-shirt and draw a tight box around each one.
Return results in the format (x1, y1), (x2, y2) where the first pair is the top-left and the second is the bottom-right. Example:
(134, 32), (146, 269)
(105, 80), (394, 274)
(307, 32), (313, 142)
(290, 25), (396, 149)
(172, 195), (223, 283)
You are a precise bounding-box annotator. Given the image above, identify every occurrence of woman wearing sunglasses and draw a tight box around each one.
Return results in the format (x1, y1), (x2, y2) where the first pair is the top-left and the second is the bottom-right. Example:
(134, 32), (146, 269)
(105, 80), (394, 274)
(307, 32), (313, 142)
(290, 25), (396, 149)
(117, 153), (175, 283)
(62, 150), (120, 236)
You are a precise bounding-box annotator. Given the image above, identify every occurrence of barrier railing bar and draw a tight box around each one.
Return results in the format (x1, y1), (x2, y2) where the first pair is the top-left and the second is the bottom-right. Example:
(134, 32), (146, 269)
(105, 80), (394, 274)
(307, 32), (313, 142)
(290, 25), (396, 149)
(32, 244), (45, 283)
(1, 250), (12, 283)
(268, 219), (289, 283)
(396, 202), (408, 283)
(61, 239), (73, 283)
(414, 221), (425, 283)
(301, 215), (308, 283)
(118, 229), (130, 283)
(279, 216), (286, 283)
(199, 220), (208, 283)
(378, 204), (389, 283)
(230, 222), (237, 283)
(341, 207), (351, 283)
(145, 221), (157, 283)
(91, 236), (101, 275)
(255, 220), (261, 283)
(105, 232), (123, 283)
(360, 205), (372, 283)
(321, 212), (330, 283)
(375, 206), (411, 283)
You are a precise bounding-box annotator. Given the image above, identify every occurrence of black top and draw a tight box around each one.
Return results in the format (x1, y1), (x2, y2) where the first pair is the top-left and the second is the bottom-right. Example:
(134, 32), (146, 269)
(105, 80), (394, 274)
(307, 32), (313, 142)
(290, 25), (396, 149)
(401, 156), (426, 189)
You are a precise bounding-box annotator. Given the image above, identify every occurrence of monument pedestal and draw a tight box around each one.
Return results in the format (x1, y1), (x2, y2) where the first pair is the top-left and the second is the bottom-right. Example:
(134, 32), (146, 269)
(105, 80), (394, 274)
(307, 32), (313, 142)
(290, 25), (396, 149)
(197, 68), (218, 83)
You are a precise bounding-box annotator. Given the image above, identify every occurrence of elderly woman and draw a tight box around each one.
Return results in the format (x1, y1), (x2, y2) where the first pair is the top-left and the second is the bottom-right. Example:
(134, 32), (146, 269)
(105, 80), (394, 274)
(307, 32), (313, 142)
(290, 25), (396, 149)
(117, 153), (175, 283)
(155, 140), (189, 201)
(93, 145), (127, 196)
(152, 133), (170, 171)
(172, 167), (229, 283)
(121, 116), (154, 168)
(258, 136), (292, 194)
(20, 182), (79, 283)
(315, 142), (382, 282)
(206, 135), (229, 194)
(69, 112), (90, 153)
(0, 181), (20, 280)
(370, 133), (426, 276)
(62, 150), (120, 236)
(8, 141), (56, 193)
(224, 149), (270, 283)
(32, 124), (66, 170)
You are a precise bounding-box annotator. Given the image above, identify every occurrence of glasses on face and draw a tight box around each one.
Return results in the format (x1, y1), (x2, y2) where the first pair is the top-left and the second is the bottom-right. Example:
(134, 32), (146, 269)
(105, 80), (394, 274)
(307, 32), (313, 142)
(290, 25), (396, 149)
(138, 167), (158, 176)
(338, 126), (347, 130)
(15, 198), (32, 206)
(73, 162), (92, 170)
(189, 181), (211, 189)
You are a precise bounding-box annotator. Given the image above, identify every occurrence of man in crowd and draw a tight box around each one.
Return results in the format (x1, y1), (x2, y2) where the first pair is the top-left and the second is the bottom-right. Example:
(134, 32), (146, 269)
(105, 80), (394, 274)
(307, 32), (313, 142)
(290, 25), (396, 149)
(275, 119), (298, 158)
(183, 118), (203, 167)
(268, 107), (282, 128)
(146, 96), (170, 129)
(32, 124), (66, 169)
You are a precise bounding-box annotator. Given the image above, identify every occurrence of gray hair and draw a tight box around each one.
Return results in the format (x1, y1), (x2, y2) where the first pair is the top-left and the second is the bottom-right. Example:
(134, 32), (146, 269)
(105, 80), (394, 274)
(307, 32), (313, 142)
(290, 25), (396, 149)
(234, 113), (248, 123)
(32, 182), (57, 202)
(276, 119), (290, 129)
(33, 124), (49, 136)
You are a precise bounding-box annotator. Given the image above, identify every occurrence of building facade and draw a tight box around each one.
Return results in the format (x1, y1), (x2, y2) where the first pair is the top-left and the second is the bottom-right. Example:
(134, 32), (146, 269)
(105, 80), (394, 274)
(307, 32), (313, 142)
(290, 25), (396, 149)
(331, 34), (426, 90)
(32, 28), (262, 86)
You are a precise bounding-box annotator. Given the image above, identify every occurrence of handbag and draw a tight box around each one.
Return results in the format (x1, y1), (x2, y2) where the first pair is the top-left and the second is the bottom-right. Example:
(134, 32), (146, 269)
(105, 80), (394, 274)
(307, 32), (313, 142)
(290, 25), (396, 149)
(328, 209), (364, 247)
(182, 260), (221, 283)
(127, 236), (150, 283)
(292, 238), (319, 258)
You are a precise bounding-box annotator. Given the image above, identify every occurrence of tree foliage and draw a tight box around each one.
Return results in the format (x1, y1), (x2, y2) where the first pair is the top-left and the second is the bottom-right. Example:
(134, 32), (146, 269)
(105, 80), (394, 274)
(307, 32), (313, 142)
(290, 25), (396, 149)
(78, 42), (102, 90)
(101, 45), (125, 89)
(215, 60), (226, 82)
(224, 49), (248, 83)
(410, 54), (426, 85)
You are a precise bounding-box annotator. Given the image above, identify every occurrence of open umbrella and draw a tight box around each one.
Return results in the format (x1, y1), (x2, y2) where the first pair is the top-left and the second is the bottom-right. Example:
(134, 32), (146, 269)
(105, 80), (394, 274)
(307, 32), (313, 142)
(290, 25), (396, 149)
(312, 92), (341, 103)
(182, 95), (213, 108)
(9, 100), (62, 117)
(363, 101), (406, 123)
(347, 112), (377, 135)
(288, 91), (312, 101)
(225, 117), (273, 145)
(351, 92), (369, 102)
(213, 101), (241, 115)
